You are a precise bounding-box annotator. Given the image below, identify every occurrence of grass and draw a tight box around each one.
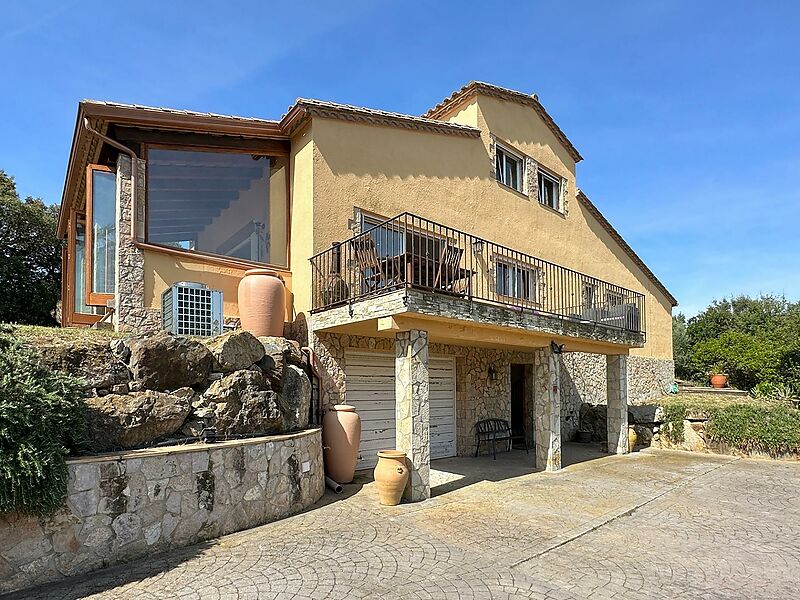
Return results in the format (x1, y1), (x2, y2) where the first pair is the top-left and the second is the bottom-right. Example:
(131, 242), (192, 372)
(10, 324), (123, 345)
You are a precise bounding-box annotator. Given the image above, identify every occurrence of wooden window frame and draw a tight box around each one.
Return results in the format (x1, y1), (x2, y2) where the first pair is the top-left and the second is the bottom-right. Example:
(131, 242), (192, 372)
(85, 164), (116, 307)
(143, 143), (292, 271)
(63, 210), (103, 326)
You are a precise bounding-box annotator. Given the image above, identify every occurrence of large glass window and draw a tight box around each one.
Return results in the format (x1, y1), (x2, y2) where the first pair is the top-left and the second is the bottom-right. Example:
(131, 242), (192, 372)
(86, 166), (116, 303)
(146, 148), (288, 266)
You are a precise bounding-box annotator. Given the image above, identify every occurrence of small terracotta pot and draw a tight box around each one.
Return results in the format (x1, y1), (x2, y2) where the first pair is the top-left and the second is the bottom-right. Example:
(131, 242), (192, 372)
(373, 450), (409, 506)
(710, 374), (727, 389)
(627, 425), (638, 452)
(238, 269), (285, 337)
(322, 405), (361, 484)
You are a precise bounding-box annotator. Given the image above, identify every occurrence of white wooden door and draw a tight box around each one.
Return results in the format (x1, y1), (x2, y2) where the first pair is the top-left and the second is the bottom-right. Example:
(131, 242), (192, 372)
(345, 351), (456, 470)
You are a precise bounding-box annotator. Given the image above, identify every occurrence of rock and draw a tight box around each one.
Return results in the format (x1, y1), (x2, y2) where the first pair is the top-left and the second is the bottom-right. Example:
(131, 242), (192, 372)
(202, 331), (265, 372)
(256, 336), (304, 390)
(35, 338), (129, 391)
(203, 370), (283, 435)
(280, 365), (311, 430)
(85, 391), (191, 451)
(629, 404), (660, 424)
(127, 332), (213, 391)
(111, 384), (129, 394)
(578, 404), (608, 442)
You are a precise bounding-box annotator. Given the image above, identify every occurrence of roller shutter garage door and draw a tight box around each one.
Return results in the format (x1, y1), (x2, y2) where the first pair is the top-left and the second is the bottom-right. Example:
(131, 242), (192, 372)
(345, 351), (456, 470)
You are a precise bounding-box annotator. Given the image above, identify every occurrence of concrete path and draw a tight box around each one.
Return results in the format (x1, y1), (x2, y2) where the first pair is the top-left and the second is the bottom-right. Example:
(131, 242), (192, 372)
(9, 446), (800, 599)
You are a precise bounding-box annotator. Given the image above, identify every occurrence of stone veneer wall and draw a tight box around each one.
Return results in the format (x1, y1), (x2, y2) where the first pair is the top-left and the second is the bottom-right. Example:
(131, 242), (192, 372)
(313, 333), (538, 456)
(560, 353), (675, 441)
(0, 430), (324, 595)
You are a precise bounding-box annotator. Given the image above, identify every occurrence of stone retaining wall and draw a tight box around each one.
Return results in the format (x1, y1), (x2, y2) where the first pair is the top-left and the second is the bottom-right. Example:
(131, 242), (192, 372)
(0, 429), (324, 595)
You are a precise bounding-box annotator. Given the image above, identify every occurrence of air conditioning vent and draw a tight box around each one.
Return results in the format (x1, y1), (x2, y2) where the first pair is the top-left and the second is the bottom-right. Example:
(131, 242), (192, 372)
(161, 282), (223, 337)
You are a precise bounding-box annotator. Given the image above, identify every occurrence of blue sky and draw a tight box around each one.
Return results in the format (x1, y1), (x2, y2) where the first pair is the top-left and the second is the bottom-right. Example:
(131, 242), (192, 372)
(2, 0), (798, 316)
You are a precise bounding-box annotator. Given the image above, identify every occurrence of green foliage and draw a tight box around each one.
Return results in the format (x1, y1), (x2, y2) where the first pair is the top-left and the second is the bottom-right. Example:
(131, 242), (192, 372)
(706, 403), (800, 456)
(0, 170), (62, 326)
(678, 294), (800, 390)
(661, 402), (687, 444)
(672, 313), (693, 380)
(0, 326), (86, 516)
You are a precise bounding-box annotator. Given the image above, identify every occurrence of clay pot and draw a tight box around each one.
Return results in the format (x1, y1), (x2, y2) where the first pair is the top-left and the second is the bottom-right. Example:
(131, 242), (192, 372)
(238, 269), (285, 337)
(627, 425), (638, 452)
(710, 374), (728, 389)
(373, 450), (409, 506)
(322, 405), (361, 484)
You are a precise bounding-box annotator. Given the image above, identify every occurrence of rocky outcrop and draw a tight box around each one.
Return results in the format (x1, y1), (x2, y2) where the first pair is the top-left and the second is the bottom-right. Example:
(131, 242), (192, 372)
(281, 365), (312, 430)
(85, 390), (191, 450)
(202, 330), (265, 372)
(257, 336), (304, 391)
(127, 332), (214, 391)
(35, 339), (129, 392)
(203, 370), (283, 435)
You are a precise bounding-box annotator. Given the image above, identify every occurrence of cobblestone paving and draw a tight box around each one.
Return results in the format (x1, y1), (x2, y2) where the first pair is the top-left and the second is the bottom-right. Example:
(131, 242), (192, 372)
(10, 447), (800, 600)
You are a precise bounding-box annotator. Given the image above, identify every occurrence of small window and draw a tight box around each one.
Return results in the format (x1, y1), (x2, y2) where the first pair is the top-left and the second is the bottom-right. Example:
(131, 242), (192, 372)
(538, 169), (561, 210)
(495, 145), (524, 192)
(582, 282), (597, 308)
(85, 165), (117, 305)
(496, 259), (539, 302)
(605, 291), (624, 306)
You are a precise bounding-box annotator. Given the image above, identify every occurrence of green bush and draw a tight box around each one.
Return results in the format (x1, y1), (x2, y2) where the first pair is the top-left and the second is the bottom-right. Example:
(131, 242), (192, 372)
(690, 330), (781, 389)
(706, 403), (800, 456)
(0, 326), (86, 515)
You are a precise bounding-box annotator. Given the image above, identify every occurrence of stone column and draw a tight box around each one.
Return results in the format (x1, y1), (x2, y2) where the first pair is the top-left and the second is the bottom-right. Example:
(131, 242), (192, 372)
(606, 354), (629, 454)
(395, 330), (430, 501)
(534, 347), (561, 472)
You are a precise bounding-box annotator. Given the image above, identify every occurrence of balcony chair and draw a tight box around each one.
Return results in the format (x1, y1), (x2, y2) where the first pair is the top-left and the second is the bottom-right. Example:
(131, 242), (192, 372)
(432, 245), (470, 295)
(350, 236), (403, 293)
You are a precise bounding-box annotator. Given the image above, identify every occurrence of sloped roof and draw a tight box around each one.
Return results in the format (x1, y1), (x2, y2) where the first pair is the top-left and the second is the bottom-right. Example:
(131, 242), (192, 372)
(577, 190), (677, 307)
(425, 81), (583, 163)
(280, 98), (480, 137)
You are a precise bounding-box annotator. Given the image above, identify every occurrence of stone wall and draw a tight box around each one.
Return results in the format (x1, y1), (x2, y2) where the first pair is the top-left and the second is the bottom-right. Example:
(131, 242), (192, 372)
(560, 353), (674, 441)
(0, 430), (324, 595)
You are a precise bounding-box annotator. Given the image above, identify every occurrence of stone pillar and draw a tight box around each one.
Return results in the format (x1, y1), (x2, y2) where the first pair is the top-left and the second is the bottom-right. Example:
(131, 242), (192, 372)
(606, 354), (629, 454)
(534, 347), (561, 472)
(395, 330), (430, 501)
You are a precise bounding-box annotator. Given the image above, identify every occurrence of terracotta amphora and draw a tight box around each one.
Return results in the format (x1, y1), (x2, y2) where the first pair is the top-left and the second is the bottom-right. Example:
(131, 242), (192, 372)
(238, 269), (285, 337)
(373, 450), (409, 506)
(322, 405), (361, 484)
(627, 425), (638, 452)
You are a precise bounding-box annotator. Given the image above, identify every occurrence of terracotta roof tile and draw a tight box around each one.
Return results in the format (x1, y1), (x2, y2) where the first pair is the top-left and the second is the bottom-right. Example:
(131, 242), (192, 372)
(82, 99), (279, 125)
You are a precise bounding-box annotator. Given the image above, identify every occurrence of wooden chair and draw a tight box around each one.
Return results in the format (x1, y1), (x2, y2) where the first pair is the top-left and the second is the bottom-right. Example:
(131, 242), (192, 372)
(350, 236), (401, 292)
(433, 245), (469, 294)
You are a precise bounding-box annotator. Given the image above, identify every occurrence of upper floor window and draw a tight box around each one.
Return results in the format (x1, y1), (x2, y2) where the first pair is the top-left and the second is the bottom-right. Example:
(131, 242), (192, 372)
(495, 145), (524, 192)
(146, 148), (288, 267)
(496, 259), (539, 303)
(538, 169), (561, 210)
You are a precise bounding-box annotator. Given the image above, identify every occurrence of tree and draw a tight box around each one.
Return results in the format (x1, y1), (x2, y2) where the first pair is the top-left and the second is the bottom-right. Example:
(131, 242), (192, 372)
(0, 170), (62, 325)
(672, 313), (693, 380)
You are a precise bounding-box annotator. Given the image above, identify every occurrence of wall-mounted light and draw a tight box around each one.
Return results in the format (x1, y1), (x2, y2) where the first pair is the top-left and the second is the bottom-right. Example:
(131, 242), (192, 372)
(488, 365), (497, 381)
(550, 341), (565, 355)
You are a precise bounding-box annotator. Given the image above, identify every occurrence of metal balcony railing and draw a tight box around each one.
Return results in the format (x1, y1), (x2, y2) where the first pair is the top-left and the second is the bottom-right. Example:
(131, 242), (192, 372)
(309, 213), (646, 336)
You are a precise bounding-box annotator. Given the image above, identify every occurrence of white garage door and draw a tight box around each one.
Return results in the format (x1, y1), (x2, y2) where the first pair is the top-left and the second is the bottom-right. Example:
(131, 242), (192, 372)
(345, 351), (456, 470)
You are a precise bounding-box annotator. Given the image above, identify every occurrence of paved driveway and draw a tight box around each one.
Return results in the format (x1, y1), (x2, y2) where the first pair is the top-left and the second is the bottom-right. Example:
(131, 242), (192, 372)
(10, 446), (800, 600)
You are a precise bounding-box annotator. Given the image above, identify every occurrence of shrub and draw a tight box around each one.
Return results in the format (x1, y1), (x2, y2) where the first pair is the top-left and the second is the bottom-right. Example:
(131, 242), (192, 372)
(706, 403), (800, 456)
(690, 330), (781, 389)
(0, 326), (86, 515)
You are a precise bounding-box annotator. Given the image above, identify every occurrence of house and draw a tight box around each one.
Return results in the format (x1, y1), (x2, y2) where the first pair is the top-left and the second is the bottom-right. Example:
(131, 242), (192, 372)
(57, 81), (677, 500)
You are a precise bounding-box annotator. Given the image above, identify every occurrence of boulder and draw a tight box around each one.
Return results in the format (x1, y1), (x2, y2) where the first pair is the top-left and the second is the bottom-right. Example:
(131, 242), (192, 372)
(85, 391), (191, 451)
(280, 365), (311, 430)
(579, 404), (608, 442)
(201, 330), (265, 372)
(127, 332), (213, 391)
(257, 336), (304, 390)
(629, 404), (661, 425)
(202, 370), (283, 435)
(35, 338), (129, 391)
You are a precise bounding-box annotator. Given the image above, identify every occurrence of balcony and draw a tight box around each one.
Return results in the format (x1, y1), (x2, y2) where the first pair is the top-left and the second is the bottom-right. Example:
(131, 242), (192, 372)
(309, 213), (646, 345)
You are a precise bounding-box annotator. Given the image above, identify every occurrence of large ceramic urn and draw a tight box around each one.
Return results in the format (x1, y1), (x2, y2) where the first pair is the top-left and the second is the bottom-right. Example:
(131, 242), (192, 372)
(238, 269), (285, 337)
(373, 450), (409, 506)
(322, 405), (362, 484)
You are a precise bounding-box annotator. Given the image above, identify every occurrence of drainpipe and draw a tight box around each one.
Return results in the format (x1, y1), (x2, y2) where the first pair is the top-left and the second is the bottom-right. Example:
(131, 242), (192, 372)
(83, 117), (139, 237)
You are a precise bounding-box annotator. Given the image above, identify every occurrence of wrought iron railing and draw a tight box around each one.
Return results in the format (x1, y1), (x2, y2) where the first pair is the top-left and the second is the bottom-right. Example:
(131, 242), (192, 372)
(309, 213), (646, 335)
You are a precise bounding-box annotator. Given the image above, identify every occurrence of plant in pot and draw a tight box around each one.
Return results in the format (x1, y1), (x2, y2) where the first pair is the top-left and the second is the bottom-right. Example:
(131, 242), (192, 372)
(709, 362), (728, 389)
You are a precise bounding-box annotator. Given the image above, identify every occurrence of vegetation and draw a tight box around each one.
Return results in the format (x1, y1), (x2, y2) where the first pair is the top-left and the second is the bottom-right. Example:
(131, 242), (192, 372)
(673, 295), (800, 396)
(0, 170), (62, 326)
(0, 326), (86, 516)
(658, 393), (800, 456)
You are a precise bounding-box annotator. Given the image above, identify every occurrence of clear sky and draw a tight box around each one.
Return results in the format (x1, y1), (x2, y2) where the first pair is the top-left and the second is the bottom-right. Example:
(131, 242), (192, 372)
(2, 1), (798, 316)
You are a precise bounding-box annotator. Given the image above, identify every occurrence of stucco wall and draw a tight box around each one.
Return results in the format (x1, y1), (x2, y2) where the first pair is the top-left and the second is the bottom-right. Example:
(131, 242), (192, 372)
(301, 103), (674, 360)
(0, 430), (323, 596)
